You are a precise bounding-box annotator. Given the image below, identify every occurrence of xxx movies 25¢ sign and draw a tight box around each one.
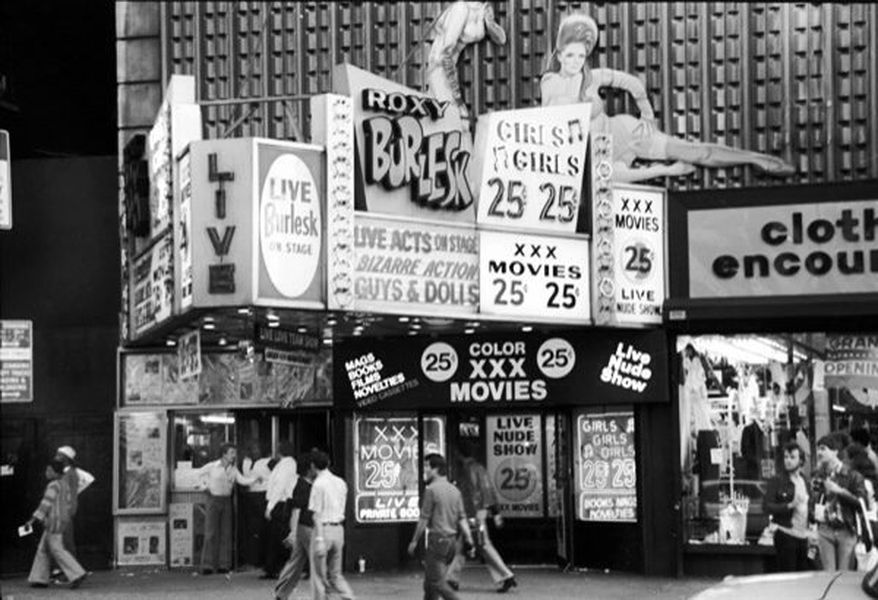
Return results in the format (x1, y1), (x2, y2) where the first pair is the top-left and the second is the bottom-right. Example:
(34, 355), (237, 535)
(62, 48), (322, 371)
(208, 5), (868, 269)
(479, 230), (590, 323)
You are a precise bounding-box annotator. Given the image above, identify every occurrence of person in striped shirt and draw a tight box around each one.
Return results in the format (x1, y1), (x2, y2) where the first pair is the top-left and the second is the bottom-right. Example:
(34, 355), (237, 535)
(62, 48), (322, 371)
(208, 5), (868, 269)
(25, 458), (87, 589)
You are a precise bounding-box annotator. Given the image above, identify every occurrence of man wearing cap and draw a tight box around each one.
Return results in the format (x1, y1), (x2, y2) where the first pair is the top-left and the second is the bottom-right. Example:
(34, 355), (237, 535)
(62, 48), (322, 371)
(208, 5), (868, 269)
(53, 446), (94, 562)
(308, 449), (354, 600)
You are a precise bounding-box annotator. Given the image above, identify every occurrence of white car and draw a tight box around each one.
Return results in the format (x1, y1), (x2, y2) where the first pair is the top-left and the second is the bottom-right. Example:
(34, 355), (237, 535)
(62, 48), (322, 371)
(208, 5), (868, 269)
(689, 571), (878, 600)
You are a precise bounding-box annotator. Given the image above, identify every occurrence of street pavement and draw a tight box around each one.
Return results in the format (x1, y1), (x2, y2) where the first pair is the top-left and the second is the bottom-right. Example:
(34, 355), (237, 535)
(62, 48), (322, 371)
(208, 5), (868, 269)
(0, 565), (719, 599)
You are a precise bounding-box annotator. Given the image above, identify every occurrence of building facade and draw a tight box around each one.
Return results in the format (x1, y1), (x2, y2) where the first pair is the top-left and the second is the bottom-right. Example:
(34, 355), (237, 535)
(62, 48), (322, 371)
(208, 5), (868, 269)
(113, 1), (878, 577)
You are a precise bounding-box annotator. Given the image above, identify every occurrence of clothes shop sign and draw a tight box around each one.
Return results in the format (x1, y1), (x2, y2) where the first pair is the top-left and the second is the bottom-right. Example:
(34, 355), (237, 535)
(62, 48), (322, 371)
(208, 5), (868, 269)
(349, 214), (479, 316)
(333, 63), (475, 223)
(575, 409), (637, 523)
(334, 330), (668, 410)
(687, 199), (878, 298)
(472, 104), (591, 234)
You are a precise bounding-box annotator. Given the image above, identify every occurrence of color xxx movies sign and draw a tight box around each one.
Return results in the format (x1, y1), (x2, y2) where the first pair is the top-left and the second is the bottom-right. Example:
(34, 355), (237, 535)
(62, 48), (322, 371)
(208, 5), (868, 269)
(333, 64), (475, 223)
(335, 331), (668, 411)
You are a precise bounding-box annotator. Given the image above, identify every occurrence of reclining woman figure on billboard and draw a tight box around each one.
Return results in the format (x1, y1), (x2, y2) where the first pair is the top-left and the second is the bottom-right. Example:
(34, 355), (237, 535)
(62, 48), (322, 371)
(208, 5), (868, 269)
(540, 13), (795, 183)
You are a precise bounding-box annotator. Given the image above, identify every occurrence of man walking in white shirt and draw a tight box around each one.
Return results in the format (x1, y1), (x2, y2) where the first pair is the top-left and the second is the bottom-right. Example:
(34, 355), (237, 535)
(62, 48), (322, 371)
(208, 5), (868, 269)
(264, 441), (298, 578)
(309, 449), (354, 600)
(197, 443), (262, 574)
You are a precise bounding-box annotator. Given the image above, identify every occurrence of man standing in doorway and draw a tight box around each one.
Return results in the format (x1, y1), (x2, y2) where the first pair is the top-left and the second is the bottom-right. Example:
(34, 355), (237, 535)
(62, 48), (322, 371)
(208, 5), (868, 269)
(309, 449), (355, 600)
(274, 451), (316, 600)
(241, 441), (271, 572)
(408, 453), (475, 600)
(812, 434), (866, 571)
(765, 441), (811, 571)
(447, 441), (516, 593)
(197, 443), (262, 575)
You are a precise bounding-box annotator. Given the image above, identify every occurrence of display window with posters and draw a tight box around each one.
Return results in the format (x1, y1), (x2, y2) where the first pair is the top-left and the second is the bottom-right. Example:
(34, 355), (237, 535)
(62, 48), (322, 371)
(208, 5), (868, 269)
(678, 332), (878, 548)
(350, 412), (446, 524)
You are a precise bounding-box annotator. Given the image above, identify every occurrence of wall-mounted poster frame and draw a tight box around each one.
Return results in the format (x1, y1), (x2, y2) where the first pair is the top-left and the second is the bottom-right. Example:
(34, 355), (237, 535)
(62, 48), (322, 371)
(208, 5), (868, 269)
(114, 411), (169, 515)
(115, 515), (168, 566)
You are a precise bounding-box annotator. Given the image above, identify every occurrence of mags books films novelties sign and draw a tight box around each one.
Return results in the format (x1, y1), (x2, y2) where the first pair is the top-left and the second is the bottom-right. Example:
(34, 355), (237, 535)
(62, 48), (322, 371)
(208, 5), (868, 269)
(335, 331), (668, 411)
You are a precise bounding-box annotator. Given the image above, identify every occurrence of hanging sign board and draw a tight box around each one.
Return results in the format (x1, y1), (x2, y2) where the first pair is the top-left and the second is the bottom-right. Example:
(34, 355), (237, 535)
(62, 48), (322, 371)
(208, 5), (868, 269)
(575, 409), (637, 523)
(178, 330), (201, 380)
(1, 320), (33, 403)
(486, 414), (544, 517)
(472, 104), (591, 235)
(479, 230), (590, 323)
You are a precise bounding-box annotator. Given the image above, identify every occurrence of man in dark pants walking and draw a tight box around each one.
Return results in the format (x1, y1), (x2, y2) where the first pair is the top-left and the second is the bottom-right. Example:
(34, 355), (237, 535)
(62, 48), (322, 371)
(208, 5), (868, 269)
(274, 451), (316, 600)
(408, 453), (475, 600)
(765, 441), (811, 571)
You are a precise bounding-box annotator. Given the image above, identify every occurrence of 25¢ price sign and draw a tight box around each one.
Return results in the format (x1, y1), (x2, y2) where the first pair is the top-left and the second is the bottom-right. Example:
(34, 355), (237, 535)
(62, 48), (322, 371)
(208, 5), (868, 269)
(478, 231), (591, 323)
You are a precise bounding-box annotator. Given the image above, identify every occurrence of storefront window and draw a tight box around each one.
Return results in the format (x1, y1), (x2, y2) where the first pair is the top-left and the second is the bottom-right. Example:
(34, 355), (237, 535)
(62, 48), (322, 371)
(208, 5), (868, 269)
(486, 414), (544, 517)
(114, 411), (169, 514)
(352, 413), (445, 523)
(171, 411), (236, 490)
(679, 332), (878, 545)
(574, 407), (637, 523)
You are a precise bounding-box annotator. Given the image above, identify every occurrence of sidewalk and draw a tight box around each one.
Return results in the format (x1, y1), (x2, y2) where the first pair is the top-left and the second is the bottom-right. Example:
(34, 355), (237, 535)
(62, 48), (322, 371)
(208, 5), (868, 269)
(0, 566), (719, 599)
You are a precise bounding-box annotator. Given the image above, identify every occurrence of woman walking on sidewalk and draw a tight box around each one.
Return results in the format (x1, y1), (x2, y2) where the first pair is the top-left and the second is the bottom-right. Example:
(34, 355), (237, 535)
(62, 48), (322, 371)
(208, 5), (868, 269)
(25, 458), (87, 589)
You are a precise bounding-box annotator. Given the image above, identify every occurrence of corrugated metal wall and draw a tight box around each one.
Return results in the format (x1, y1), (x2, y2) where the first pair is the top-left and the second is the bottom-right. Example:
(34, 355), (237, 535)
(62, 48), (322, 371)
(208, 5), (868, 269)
(161, 1), (878, 189)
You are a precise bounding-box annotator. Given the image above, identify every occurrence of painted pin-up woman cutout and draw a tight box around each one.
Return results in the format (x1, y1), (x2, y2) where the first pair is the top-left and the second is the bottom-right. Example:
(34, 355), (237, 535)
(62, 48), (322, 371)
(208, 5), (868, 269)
(540, 14), (795, 183)
(426, 1), (507, 126)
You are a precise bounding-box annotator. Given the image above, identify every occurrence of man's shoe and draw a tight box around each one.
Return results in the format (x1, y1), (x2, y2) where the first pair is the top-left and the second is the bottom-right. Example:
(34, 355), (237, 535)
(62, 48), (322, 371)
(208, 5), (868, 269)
(70, 573), (87, 589)
(497, 576), (517, 593)
(448, 580), (460, 591)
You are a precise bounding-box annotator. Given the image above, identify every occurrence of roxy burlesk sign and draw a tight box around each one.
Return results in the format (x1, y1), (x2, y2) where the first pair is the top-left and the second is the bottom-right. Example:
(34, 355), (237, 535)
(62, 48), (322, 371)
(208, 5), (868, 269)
(333, 63), (475, 222)
(334, 330), (668, 411)
(688, 199), (878, 298)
